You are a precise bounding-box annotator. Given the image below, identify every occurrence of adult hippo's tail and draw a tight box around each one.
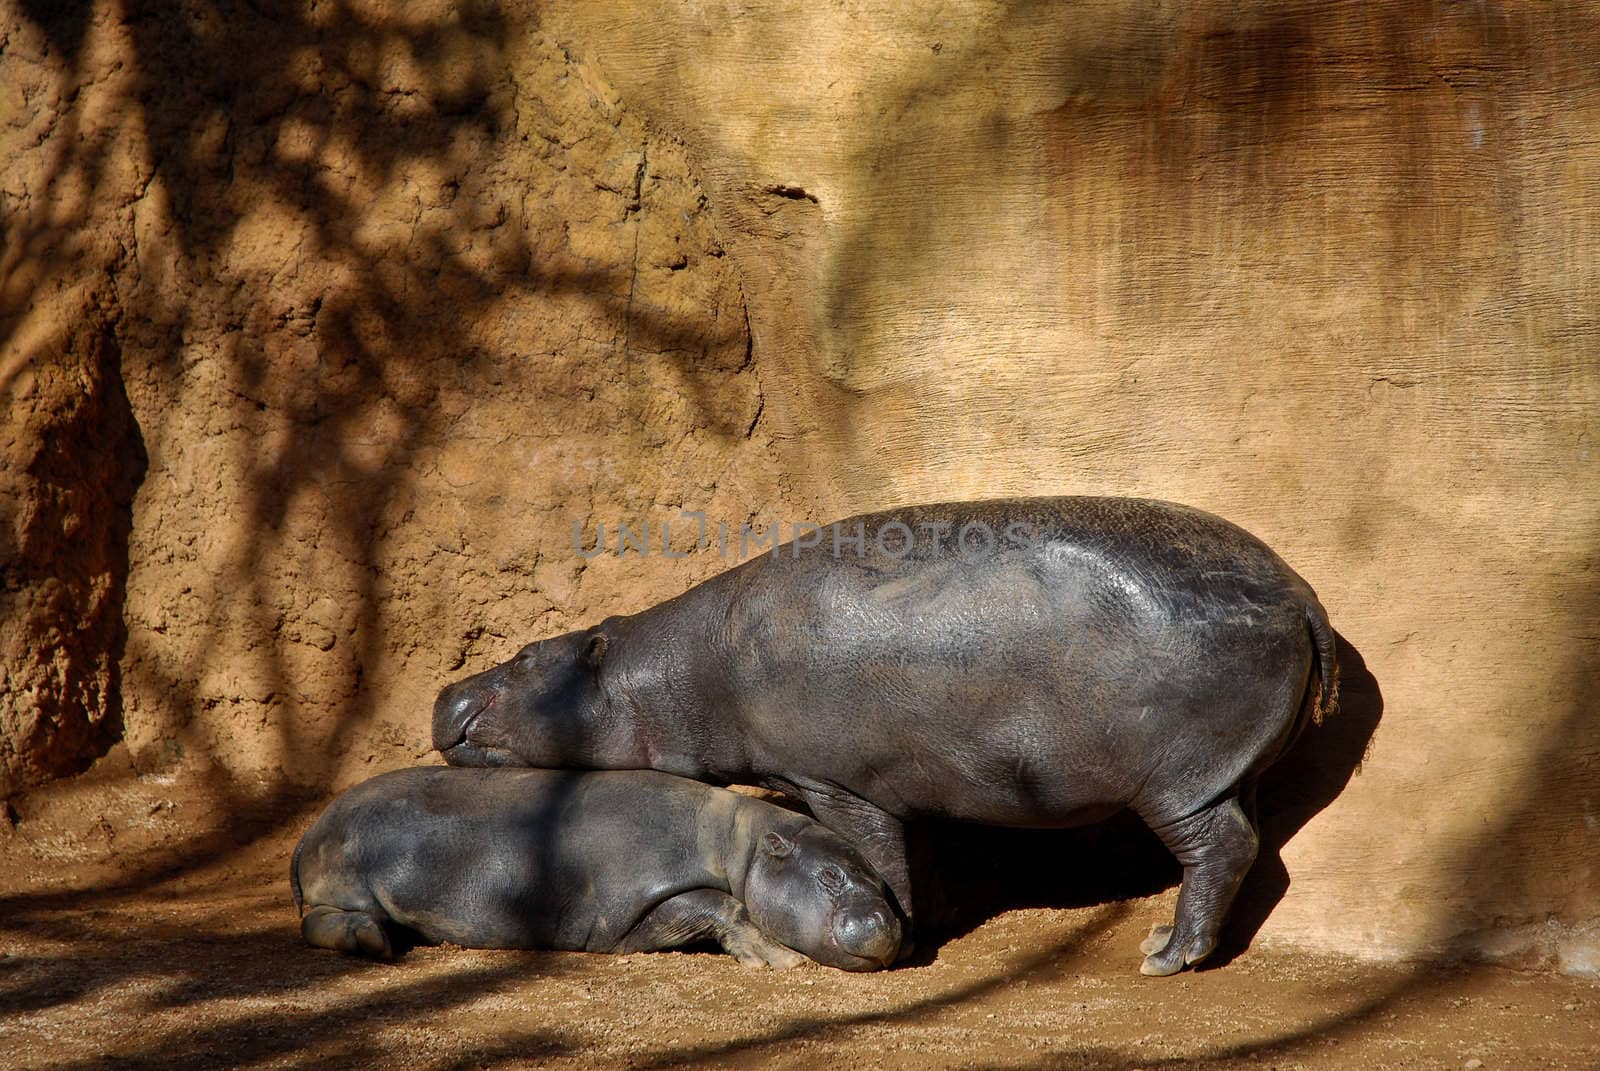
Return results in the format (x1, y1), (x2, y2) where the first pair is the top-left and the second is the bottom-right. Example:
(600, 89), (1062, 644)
(1306, 599), (1340, 728)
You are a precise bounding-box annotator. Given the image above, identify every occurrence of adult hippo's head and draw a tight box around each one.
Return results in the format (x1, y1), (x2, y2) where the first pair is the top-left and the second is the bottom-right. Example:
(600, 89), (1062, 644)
(743, 824), (902, 972)
(433, 625), (632, 769)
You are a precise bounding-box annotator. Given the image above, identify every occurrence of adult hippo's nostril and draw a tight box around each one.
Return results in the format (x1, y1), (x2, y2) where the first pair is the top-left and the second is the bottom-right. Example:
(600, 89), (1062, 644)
(832, 909), (901, 969)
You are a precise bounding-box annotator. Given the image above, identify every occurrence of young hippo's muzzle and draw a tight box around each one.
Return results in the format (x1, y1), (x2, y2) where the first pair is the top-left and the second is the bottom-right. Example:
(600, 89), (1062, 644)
(829, 904), (901, 970)
(744, 829), (903, 972)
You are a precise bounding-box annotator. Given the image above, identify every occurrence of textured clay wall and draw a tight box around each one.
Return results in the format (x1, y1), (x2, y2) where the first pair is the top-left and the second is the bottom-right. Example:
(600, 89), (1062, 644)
(2, 0), (1597, 969)
(0, 1), (780, 802)
(545, 0), (1600, 965)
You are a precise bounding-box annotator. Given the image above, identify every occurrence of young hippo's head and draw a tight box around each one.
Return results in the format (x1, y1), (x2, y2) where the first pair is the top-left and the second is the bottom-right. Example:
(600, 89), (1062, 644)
(743, 824), (902, 972)
(432, 626), (625, 769)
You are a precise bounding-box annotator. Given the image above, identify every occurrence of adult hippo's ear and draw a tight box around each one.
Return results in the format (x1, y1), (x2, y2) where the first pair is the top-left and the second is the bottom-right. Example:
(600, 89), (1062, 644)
(585, 630), (608, 670)
(762, 832), (795, 858)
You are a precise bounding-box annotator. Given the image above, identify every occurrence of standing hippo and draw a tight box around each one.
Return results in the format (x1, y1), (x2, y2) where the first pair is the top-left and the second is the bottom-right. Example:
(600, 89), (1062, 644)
(433, 497), (1338, 976)
(291, 767), (901, 971)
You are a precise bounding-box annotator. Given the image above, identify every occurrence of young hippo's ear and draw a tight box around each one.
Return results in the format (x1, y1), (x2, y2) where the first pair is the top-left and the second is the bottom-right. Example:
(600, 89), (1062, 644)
(585, 630), (608, 670)
(762, 831), (795, 858)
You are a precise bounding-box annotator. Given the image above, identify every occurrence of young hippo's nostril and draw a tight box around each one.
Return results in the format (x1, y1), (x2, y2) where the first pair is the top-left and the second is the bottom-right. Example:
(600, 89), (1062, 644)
(832, 910), (901, 967)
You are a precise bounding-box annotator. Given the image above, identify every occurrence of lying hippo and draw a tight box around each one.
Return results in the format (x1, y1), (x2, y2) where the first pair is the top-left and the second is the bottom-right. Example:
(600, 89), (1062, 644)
(290, 767), (900, 970)
(434, 496), (1338, 976)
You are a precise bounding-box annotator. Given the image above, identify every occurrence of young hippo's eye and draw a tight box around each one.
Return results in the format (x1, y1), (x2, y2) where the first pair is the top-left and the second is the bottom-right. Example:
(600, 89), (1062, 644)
(818, 865), (846, 894)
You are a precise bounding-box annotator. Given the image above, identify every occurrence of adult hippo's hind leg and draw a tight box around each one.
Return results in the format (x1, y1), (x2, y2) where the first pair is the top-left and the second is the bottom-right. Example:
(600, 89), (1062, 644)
(301, 904), (397, 959)
(1138, 792), (1260, 977)
(614, 888), (806, 968)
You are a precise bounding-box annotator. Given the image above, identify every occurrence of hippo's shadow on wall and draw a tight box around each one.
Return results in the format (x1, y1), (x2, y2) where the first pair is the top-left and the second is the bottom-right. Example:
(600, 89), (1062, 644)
(897, 632), (1382, 964)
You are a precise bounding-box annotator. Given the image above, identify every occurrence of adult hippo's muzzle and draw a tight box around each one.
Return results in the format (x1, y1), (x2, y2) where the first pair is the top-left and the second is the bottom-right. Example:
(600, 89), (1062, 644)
(432, 628), (622, 768)
(432, 677), (529, 767)
(432, 679), (492, 756)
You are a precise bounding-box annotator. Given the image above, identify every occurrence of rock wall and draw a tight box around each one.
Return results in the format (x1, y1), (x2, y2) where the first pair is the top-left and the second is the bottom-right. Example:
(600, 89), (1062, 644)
(2, 0), (1597, 968)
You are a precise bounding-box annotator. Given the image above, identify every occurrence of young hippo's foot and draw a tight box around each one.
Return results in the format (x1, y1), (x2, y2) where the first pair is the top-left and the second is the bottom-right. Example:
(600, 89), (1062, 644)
(724, 929), (808, 970)
(301, 905), (396, 960)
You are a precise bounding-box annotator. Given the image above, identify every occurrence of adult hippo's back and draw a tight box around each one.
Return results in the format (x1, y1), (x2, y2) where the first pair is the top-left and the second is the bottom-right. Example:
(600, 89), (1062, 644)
(434, 497), (1338, 975)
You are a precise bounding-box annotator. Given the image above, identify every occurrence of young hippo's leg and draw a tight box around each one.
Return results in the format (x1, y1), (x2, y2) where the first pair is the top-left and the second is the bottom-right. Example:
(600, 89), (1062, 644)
(1138, 793), (1260, 976)
(791, 786), (913, 959)
(301, 904), (396, 960)
(615, 888), (806, 969)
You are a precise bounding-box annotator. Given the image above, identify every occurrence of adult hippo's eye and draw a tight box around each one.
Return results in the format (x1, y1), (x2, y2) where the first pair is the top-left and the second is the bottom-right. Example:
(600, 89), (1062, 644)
(818, 865), (846, 895)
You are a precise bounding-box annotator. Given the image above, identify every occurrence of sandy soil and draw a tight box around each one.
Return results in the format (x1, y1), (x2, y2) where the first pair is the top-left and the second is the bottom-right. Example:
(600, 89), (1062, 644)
(1, 749), (1595, 1071)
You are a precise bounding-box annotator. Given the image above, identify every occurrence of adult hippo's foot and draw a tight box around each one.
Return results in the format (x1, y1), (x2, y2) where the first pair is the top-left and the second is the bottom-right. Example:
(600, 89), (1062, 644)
(614, 888), (806, 969)
(1138, 794), (1260, 977)
(1140, 924), (1176, 957)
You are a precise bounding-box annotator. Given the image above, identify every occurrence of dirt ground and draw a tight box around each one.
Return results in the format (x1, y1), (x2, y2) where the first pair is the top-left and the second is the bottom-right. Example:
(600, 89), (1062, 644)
(1, 749), (1595, 1071)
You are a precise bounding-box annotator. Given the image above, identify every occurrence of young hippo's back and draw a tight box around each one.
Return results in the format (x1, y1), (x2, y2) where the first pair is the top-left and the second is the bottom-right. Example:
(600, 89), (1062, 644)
(291, 767), (900, 970)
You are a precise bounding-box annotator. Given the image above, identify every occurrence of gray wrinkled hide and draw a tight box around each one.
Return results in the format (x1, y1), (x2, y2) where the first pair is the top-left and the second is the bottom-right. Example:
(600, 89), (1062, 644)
(291, 767), (900, 971)
(435, 497), (1337, 974)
